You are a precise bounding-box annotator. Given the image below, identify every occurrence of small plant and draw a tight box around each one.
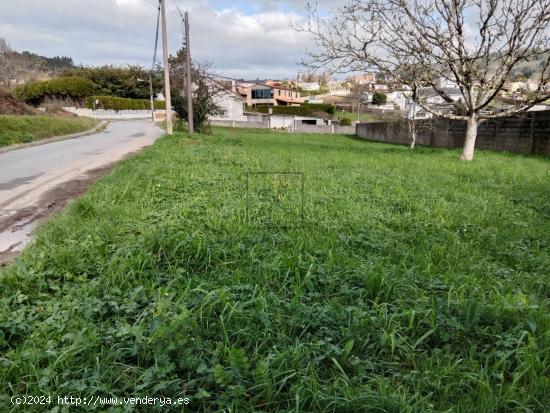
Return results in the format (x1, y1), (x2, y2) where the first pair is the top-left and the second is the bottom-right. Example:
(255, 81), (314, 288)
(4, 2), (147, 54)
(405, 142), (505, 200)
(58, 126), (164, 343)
(340, 117), (352, 126)
(372, 92), (387, 105)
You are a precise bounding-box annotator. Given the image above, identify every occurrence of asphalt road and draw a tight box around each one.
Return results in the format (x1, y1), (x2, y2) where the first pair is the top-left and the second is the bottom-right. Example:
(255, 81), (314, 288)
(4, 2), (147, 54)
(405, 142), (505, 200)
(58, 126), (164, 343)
(0, 119), (163, 257)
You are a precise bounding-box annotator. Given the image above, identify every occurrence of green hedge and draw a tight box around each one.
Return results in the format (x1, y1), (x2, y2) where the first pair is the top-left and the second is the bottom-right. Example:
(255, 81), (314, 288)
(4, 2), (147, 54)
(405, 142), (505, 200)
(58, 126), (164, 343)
(247, 103), (335, 117)
(14, 77), (96, 105)
(86, 96), (165, 110)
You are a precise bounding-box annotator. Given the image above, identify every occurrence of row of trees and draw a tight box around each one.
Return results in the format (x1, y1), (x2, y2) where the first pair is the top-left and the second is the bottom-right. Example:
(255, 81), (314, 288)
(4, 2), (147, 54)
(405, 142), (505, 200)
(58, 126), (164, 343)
(12, 65), (165, 107)
(296, 0), (550, 160)
(62, 65), (163, 100)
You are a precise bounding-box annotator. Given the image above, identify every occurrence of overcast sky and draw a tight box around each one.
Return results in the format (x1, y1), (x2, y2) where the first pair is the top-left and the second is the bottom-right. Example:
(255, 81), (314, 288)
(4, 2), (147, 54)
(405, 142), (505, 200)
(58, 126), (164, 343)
(0, 0), (343, 79)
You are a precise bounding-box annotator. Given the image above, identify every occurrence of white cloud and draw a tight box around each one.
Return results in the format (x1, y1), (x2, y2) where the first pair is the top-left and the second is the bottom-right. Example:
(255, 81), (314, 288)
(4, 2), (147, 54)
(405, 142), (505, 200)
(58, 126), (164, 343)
(1, 0), (321, 79)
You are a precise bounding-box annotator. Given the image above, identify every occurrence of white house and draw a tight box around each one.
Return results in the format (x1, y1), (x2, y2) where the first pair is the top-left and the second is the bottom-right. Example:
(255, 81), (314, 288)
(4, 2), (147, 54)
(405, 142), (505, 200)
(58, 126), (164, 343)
(299, 81), (321, 91)
(363, 90), (410, 110)
(210, 86), (246, 121)
(405, 87), (463, 119)
(387, 91), (409, 110)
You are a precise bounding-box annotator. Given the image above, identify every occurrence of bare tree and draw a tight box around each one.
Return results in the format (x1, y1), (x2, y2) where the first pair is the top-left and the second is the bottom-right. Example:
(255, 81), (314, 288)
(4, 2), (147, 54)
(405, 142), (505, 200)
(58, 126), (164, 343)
(406, 115), (433, 149)
(296, 0), (550, 160)
(0, 38), (10, 54)
(169, 53), (221, 133)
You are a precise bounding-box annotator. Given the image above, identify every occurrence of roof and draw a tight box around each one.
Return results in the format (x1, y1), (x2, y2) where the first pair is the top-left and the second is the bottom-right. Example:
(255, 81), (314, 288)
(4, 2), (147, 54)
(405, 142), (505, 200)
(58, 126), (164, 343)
(418, 87), (462, 98)
(206, 78), (245, 100)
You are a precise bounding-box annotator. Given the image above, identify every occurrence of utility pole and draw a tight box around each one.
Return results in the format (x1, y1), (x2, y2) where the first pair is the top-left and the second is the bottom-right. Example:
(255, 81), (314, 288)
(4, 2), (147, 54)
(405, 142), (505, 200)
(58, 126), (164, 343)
(184, 12), (194, 134)
(160, 0), (173, 135)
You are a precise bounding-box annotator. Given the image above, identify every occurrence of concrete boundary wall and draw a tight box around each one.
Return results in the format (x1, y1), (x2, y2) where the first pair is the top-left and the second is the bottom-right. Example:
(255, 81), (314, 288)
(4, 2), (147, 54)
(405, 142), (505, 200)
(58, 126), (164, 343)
(210, 120), (269, 129)
(294, 124), (356, 135)
(63, 107), (179, 123)
(64, 107), (156, 120)
(356, 110), (550, 156)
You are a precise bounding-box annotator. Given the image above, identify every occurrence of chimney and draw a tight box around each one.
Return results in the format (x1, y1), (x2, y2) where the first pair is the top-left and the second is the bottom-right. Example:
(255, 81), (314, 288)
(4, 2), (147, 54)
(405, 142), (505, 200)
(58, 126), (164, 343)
(231, 80), (236, 93)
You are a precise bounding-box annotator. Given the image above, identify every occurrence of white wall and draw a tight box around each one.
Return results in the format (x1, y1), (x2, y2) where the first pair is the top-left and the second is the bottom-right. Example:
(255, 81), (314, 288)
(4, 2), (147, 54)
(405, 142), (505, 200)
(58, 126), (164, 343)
(212, 93), (245, 120)
(63, 107), (156, 120)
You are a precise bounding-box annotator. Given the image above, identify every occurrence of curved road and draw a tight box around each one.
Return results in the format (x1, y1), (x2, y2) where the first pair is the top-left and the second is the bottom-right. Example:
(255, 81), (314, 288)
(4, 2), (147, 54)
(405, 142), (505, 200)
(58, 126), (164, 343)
(0, 119), (163, 258)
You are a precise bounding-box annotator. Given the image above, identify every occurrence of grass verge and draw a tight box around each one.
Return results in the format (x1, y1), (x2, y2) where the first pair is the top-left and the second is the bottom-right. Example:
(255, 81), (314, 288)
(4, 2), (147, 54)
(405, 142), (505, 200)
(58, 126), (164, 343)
(1, 127), (549, 412)
(0, 115), (98, 148)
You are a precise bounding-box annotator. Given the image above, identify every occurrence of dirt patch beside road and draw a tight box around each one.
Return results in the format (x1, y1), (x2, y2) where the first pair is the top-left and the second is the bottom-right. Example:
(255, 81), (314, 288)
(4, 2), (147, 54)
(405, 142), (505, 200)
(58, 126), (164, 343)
(0, 163), (116, 266)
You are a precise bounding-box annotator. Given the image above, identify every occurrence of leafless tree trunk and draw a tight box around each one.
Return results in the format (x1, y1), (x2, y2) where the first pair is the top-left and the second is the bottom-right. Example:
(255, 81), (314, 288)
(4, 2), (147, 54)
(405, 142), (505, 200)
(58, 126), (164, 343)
(461, 115), (479, 160)
(295, 0), (550, 160)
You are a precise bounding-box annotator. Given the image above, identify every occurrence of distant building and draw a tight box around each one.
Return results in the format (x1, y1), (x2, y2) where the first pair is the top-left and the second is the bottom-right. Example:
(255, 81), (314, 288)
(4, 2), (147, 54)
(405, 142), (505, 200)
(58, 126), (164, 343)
(405, 87), (463, 119)
(236, 82), (302, 106)
(351, 73), (376, 84)
(298, 81), (320, 91)
(211, 88), (246, 121)
(506, 80), (539, 93)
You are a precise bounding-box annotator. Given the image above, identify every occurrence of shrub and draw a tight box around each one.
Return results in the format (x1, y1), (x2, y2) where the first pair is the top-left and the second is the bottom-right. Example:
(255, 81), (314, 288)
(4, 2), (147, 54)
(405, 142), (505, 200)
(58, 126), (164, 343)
(372, 92), (387, 105)
(340, 117), (352, 126)
(86, 96), (165, 110)
(14, 77), (96, 105)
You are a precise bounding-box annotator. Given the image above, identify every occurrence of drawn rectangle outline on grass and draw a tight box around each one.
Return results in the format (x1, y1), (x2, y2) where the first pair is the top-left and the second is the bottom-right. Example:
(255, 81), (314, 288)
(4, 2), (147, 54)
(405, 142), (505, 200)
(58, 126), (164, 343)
(245, 171), (305, 228)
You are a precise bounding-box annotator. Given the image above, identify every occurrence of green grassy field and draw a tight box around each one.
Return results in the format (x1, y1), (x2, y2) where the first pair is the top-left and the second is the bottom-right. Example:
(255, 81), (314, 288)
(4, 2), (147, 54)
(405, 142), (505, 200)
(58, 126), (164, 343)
(337, 111), (380, 122)
(0, 115), (98, 148)
(1, 128), (549, 412)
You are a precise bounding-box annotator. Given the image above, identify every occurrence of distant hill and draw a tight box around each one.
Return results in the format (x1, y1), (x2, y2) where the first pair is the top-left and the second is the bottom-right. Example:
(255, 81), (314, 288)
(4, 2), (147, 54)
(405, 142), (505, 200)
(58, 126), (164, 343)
(0, 38), (74, 89)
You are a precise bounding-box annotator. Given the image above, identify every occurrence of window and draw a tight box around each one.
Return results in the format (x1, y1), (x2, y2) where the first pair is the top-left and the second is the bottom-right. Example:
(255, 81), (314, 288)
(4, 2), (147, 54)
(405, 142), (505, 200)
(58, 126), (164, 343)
(251, 88), (273, 99)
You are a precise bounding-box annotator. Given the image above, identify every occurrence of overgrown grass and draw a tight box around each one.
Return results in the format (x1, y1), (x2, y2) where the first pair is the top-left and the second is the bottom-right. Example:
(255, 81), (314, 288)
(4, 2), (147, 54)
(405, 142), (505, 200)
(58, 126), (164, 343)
(1, 128), (549, 412)
(0, 115), (98, 147)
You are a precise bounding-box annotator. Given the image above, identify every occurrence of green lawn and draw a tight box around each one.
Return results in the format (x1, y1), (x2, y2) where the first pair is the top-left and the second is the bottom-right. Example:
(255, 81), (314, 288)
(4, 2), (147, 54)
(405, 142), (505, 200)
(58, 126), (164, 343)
(0, 115), (98, 148)
(337, 111), (380, 122)
(1, 128), (549, 412)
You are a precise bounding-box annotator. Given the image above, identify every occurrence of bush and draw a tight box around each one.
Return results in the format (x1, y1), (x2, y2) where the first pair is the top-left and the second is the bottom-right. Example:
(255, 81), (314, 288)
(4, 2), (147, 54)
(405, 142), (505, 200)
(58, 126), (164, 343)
(86, 96), (165, 111)
(14, 77), (96, 105)
(340, 117), (352, 126)
(63, 65), (163, 100)
(372, 92), (387, 105)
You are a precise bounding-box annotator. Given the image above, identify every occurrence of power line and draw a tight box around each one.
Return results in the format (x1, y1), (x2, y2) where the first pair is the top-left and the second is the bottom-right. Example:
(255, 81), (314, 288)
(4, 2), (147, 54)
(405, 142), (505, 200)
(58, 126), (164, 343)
(149, 0), (161, 121)
(166, 0), (184, 18)
(150, 1), (161, 74)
